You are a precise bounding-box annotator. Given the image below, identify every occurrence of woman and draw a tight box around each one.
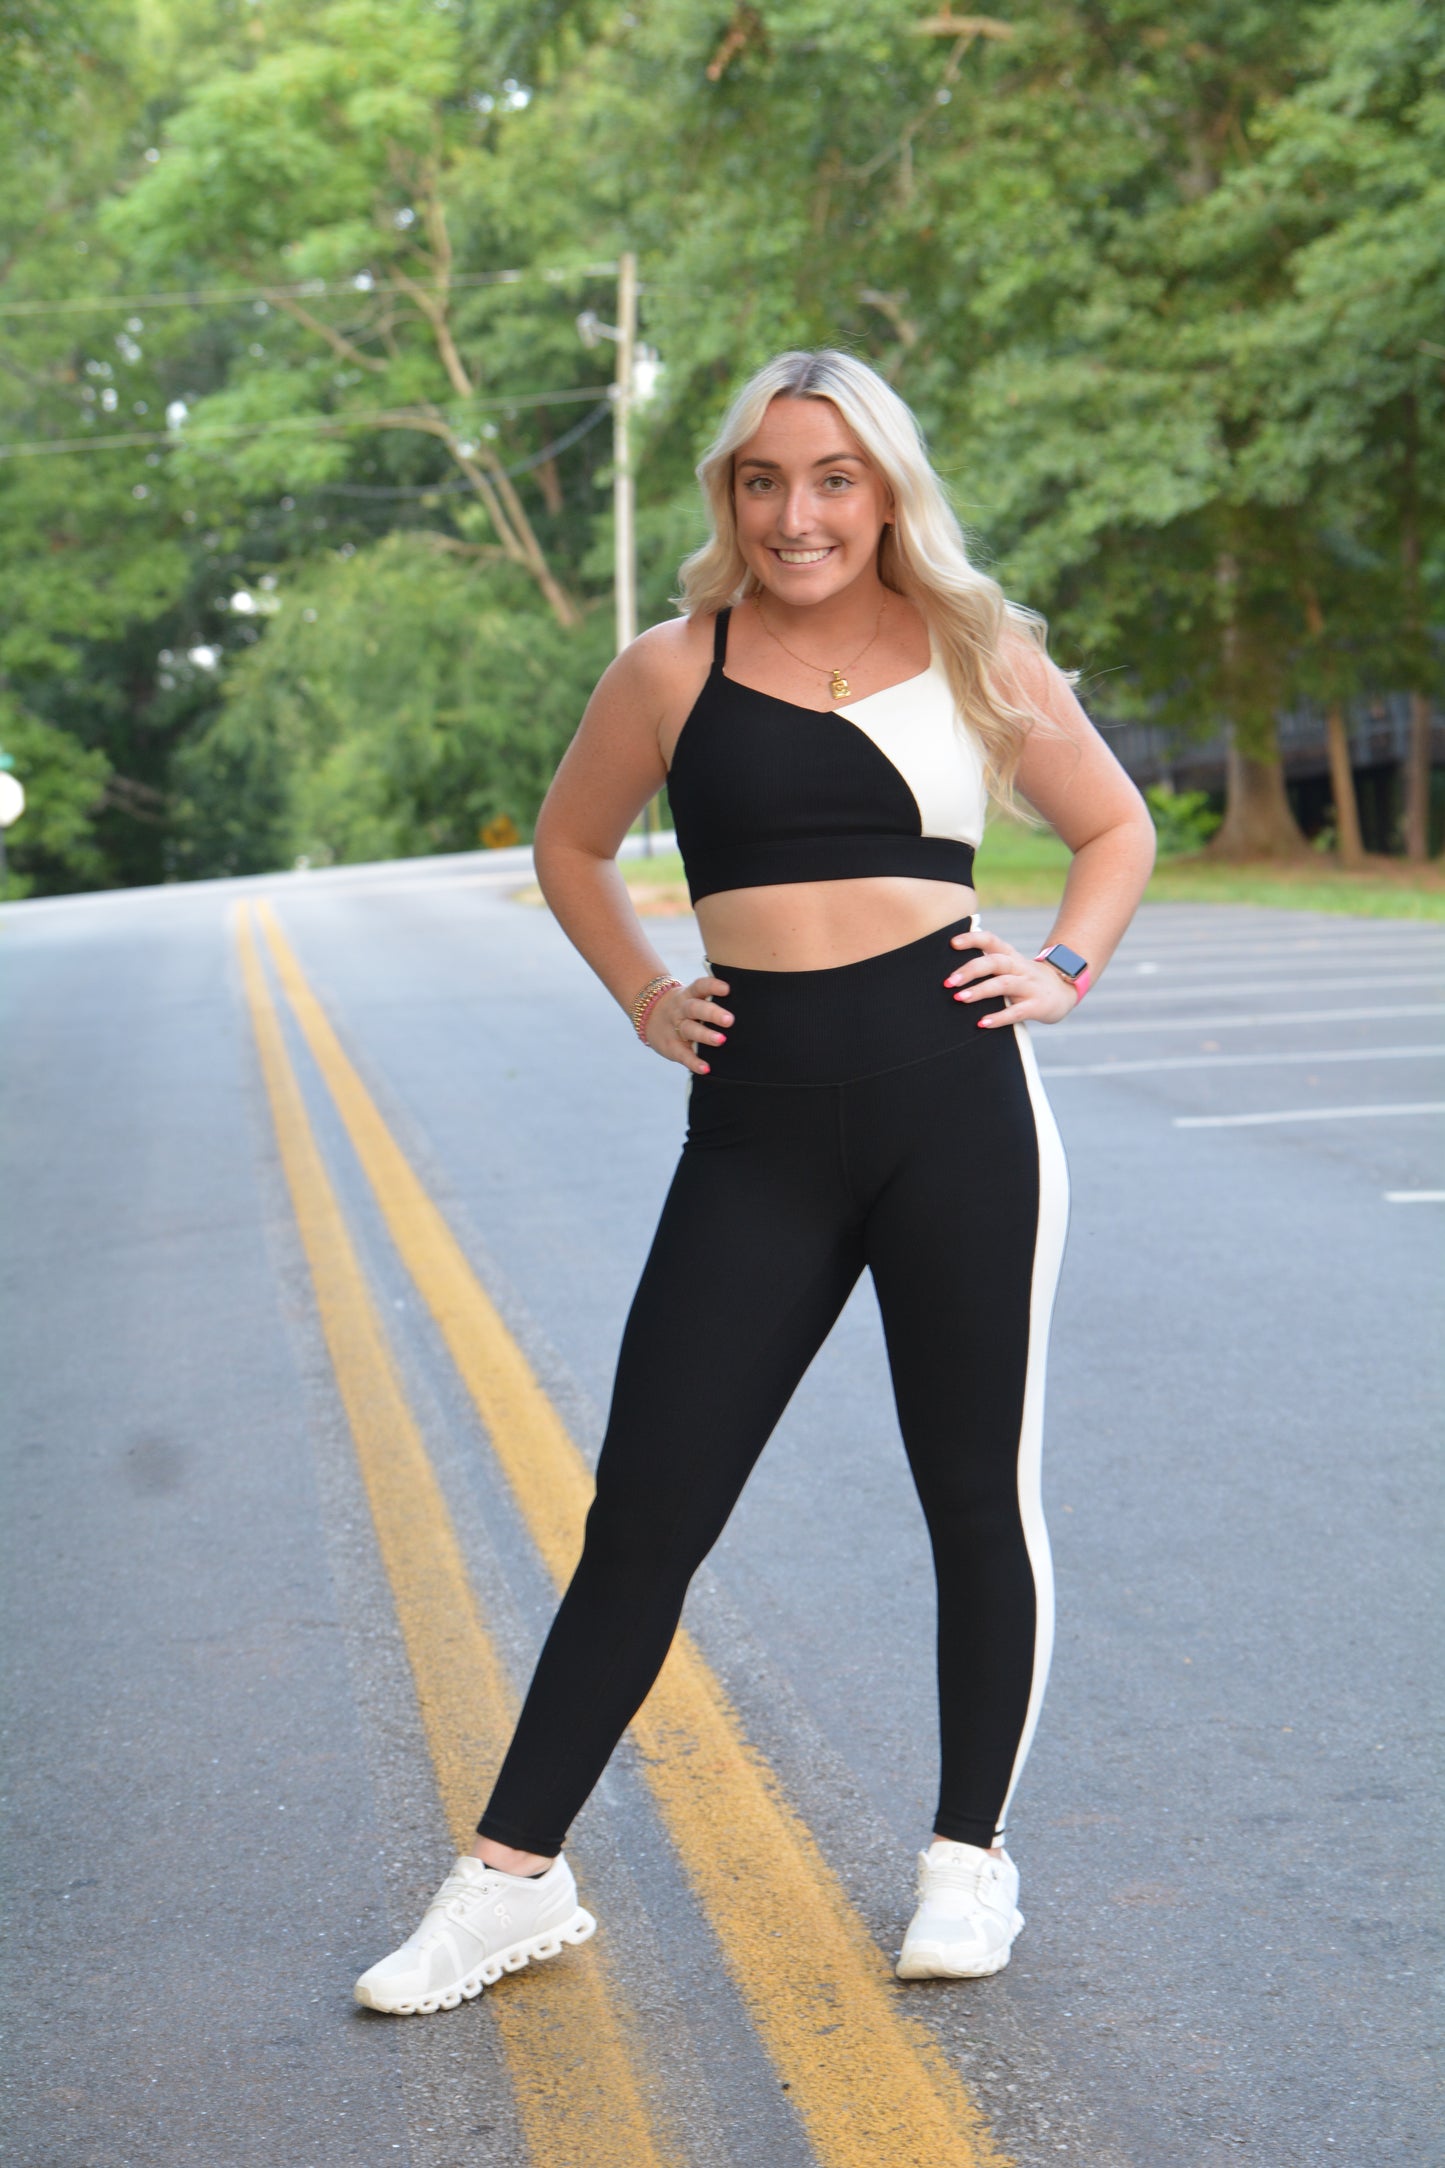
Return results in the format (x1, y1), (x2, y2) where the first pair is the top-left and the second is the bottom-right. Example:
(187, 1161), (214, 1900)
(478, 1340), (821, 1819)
(355, 349), (1156, 2016)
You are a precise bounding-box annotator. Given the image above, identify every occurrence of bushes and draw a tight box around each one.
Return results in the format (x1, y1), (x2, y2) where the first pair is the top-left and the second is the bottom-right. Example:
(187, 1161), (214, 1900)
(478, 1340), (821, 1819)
(169, 539), (615, 874)
(1144, 785), (1223, 857)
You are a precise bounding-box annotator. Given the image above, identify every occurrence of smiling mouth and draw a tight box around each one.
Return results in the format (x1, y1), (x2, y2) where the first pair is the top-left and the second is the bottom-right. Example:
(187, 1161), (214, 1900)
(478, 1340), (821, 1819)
(771, 546), (836, 565)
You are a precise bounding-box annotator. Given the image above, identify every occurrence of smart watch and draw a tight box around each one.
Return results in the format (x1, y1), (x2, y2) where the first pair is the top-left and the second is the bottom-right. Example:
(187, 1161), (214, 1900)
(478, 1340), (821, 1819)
(1035, 943), (1092, 1002)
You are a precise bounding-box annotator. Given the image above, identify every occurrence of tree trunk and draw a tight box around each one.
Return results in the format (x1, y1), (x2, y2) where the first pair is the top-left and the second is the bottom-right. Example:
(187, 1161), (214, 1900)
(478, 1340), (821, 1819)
(1209, 729), (1311, 860)
(1403, 689), (1432, 862)
(1299, 583), (1366, 867)
(1211, 544), (1310, 861)
(1324, 704), (1366, 867)
(1399, 393), (1432, 861)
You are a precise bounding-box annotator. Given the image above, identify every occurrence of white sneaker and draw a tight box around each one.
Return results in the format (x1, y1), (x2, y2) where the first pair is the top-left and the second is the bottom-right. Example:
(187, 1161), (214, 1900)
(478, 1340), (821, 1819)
(354, 1854), (597, 2015)
(895, 1840), (1024, 1980)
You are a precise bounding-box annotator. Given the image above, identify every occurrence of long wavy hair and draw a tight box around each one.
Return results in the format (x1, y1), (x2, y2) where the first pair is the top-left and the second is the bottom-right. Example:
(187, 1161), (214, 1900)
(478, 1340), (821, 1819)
(675, 349), (1065, 809)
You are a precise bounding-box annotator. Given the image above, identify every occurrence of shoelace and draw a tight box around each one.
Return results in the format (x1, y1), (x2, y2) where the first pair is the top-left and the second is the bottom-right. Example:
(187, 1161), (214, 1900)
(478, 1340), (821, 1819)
(920, 1856), (1005, 1904)
(410, 1869), (500, 1939)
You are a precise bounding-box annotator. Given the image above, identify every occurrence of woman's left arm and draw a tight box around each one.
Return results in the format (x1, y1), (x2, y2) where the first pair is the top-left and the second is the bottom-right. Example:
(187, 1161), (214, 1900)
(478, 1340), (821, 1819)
(946, 637), (1158, 1027)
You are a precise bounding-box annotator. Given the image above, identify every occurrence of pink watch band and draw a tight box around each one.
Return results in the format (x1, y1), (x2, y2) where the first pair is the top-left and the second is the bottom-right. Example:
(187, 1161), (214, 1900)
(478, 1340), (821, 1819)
(1036, 950), (1091, 1003)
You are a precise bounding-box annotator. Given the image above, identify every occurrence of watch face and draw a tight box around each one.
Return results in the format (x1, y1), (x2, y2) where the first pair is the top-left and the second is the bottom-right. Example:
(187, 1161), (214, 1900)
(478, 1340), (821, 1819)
(1045, 944), (1088, 979)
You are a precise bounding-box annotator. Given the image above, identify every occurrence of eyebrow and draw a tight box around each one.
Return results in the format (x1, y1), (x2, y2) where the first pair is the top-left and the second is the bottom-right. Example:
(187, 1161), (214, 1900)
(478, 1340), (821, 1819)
(736, 452), (866, 471)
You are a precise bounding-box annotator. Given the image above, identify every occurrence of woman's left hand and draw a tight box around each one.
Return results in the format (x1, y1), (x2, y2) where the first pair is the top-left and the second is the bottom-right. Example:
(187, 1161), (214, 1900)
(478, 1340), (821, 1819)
(943, 926), (1082, 1027)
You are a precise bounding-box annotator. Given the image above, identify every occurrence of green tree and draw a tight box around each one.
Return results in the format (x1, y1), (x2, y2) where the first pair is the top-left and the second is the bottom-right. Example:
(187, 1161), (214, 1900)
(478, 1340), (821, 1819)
(170, 534), (613, 873)
(3, 0), (1438, 891)
(551, 0), (1441, 858)
(0, 0), (260, 889)
(0, 696), (111, 896)
(1206, 0), (1444, 857)
(108, 0), (616, 627)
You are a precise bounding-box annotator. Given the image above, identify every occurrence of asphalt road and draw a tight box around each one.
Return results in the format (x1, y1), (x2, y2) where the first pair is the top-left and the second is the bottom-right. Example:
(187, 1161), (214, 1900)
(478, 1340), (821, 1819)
(2, 848), (1440, 2168)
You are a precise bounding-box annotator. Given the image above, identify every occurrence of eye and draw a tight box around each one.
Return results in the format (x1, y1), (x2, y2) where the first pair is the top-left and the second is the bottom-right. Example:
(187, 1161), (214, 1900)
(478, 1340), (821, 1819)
(742, 475), (776, 493)
(821, 473), (854, 490)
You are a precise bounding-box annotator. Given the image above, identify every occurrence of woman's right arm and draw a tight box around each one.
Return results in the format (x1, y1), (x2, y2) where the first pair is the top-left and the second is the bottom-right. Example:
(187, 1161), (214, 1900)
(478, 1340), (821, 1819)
(530, 622), (732, 1074)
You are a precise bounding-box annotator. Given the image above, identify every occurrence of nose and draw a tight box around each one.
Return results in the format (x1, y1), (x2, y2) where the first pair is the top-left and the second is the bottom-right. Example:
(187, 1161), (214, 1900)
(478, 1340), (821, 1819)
(777, 482), (817, 538)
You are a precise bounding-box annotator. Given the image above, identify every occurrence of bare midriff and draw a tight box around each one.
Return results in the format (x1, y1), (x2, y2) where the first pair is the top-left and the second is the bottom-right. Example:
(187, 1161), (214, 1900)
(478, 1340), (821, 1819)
(694, 874), (978, 973)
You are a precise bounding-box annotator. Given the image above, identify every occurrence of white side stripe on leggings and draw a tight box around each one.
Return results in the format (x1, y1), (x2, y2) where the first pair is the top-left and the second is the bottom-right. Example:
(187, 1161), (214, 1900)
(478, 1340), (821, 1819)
(995, 1020), (1072, 1845)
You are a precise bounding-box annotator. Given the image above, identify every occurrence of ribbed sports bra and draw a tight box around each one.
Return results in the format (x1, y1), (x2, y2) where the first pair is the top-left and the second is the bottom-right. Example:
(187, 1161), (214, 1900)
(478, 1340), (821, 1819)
(665, 606), (987, 905)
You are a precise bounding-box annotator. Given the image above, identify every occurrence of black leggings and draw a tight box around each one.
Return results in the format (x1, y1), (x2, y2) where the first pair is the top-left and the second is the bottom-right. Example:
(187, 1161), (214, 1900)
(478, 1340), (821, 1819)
(478, 915), (1070, 1856)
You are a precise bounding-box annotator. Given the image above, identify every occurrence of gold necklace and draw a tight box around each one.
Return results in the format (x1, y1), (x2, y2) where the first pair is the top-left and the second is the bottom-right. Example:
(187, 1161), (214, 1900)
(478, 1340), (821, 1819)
(753, 593), (888, 702)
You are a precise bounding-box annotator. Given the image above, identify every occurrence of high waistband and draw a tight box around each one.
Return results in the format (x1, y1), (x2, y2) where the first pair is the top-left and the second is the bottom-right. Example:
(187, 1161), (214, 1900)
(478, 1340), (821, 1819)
(700, 914), (1009, 1087)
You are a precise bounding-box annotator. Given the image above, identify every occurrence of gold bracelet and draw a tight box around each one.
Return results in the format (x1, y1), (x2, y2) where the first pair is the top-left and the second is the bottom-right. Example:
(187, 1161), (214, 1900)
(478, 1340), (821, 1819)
(630, 973), (682, 1041)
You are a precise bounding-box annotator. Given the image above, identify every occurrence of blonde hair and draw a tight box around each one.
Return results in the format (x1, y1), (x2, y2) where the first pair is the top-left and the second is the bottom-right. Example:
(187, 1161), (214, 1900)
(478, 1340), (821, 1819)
(675, 349), (1064, 810)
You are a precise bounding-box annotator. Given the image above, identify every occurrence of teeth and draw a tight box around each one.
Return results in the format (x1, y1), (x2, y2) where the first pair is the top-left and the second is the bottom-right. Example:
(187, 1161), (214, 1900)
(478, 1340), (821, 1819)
(776, 548), (832, 563)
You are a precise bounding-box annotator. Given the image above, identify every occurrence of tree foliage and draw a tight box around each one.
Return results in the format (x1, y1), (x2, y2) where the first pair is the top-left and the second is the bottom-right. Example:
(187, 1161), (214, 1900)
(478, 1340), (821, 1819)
(0, 0), (1440, 894)
(169, 536), (613, 873)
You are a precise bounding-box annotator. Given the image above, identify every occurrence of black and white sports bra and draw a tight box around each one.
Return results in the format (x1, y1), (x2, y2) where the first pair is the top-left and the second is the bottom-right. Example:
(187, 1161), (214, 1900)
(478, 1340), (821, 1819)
(666, 606), (987, 905)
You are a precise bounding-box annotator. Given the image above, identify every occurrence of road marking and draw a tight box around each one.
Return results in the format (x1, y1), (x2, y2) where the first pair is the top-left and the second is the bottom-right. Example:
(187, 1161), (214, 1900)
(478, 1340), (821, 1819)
(1040, 1044), (1445, 1080)
(1113, 937), (1445, 961)
(1111, 922), (1445, 945)
(1385, 1190), (1445, 1202)
(1085, 971), (1443, 1004)
(1065, 1002), (1445, 1038)
(254, 897), (1011, 2168)
(234, 905), (678, 2168)
(1175, 1102), (1445, 1129)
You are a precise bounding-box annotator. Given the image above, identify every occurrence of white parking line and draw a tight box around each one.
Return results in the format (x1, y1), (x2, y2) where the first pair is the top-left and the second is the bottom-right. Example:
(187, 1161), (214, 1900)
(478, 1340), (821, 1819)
(1112, 918), (1443, 938)
(1113, 928), (1443, 949)
(1064, 1003), (1445, 1037)
(1040, 1044), (1445, 1079)
(1109, 955), (1443, 978)
(1114, 937), (1445, 964)
(1385, 1191), (1445, 1202)
(1175, 1103), (1445, 1129)
(1084, 971), (1442, 1004)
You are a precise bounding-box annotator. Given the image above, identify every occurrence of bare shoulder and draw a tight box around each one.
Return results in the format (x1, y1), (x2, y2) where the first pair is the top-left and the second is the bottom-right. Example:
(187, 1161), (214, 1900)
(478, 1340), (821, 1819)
(538, 614), (718, 854)
(994, 624), (1082, 725)
(616, 612), (715, 710)
(544, 612), (714, 791)
(1004, 624), (1147, 847)
(579, 613), (716, 771)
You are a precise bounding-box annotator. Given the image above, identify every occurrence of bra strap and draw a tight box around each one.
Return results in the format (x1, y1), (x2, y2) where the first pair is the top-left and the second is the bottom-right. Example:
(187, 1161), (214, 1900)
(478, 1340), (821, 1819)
(711, 607), (732, 670)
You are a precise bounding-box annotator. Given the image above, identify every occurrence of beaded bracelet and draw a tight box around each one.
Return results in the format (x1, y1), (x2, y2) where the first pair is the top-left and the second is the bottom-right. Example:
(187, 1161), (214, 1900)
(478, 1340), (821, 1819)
(631, 973), (683, 1042)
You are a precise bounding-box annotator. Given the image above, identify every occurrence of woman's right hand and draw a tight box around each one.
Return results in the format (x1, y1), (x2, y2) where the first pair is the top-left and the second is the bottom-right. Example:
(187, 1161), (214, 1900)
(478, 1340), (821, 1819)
(644, 973), (733, 1074)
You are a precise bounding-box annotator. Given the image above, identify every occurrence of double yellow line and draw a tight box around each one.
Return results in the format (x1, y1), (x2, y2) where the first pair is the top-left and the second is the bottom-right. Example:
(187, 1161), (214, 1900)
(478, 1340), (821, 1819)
(236, 895), (1010, 2168)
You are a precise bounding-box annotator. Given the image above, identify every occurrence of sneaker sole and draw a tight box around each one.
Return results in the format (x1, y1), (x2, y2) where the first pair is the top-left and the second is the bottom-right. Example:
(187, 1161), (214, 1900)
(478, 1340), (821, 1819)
(895, 1909), (1024, 1981)
(355, 1906), (598, 2016)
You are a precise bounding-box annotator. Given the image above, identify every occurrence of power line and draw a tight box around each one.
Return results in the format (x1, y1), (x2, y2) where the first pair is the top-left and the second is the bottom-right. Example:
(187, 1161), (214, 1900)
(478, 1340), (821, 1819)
(304, 400), (611, 496)
(0, 386), (613, 460)
(0, 262), (622, 319)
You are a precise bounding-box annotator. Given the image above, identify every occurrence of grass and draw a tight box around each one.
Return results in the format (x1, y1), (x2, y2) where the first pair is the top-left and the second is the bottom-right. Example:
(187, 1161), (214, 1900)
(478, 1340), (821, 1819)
(510, 823), (1445, 921)
(973, 820), (1445, 918)
(1131, 855), (1444, 919)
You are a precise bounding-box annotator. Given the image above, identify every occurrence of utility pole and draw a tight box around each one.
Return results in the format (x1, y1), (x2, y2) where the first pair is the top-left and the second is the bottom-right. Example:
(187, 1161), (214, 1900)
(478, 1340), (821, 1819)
(611, 250), (654, 854)
(579, 252), (660, 853)
(613, 251), (637, 661)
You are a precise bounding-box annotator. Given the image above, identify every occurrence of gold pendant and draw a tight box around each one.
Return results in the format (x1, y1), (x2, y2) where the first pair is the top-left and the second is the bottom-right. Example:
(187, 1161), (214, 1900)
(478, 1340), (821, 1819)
(829, 669), (849, 701)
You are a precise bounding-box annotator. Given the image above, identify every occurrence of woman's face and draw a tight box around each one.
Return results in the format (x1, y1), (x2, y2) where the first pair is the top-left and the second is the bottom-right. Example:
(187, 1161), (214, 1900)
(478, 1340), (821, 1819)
(732, 396), (893, 607)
